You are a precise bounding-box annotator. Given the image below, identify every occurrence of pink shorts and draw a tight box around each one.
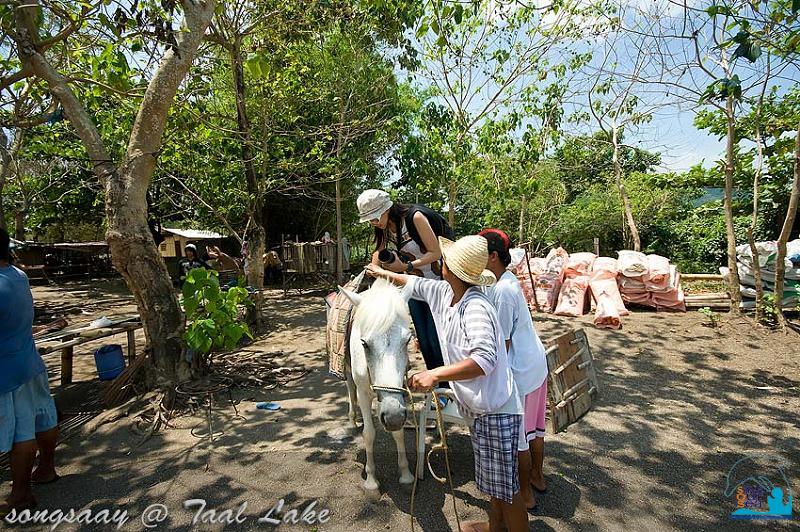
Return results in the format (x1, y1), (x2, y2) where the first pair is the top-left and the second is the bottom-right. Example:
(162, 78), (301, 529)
(518, 380), (547, 451)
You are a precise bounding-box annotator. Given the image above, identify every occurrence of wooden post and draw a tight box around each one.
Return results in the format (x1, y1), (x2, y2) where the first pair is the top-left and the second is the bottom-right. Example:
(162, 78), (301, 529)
(61, 346), (73, 386)
(126, 329), (136, 365)
(593, 238), (600, 256)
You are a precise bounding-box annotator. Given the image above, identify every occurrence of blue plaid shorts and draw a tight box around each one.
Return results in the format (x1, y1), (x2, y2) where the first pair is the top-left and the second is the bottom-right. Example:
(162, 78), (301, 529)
(470, 413), (521, 504)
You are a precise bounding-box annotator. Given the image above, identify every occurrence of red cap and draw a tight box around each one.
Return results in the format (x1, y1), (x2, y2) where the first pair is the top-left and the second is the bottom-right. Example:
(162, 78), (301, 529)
(478, 228), (510, 250)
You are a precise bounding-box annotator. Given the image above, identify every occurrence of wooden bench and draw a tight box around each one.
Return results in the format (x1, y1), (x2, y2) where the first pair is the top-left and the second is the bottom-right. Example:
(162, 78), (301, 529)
(37, 320), (143, 386)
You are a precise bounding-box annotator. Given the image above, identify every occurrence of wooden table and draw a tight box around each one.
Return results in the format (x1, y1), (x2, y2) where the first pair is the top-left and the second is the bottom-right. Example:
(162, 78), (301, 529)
(37, 321), (143, 386)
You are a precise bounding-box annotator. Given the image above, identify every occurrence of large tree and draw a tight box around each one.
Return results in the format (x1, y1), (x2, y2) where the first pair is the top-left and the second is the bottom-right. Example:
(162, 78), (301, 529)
(1, 0), (215, 381)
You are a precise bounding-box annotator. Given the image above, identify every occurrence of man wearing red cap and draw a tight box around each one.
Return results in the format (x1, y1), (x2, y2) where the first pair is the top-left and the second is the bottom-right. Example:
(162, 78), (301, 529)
(480, 229), (549, 513)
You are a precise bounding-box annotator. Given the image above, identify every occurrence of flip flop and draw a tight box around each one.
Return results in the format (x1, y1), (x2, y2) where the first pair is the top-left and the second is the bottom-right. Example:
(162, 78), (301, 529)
(32, 473), (60, 485)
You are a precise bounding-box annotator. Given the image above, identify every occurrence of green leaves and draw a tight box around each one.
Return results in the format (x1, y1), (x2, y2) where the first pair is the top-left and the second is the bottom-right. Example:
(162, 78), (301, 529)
(182, 269), (252, 355)
(700, 75), (742, 102)
(706, 4), (734, 17)
(245, 54), (271, 79)
(730, 30), (762, 63)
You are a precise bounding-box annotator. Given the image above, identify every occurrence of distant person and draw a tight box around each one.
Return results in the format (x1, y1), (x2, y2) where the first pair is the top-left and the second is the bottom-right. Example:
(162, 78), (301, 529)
(177, 243), (210, 285)
(264, 250), (283, 284)
(321, 231), (333, 244)
(356, 189), (455, 386)
(0, 227), (60, 518)
(481, 229), (549, 512)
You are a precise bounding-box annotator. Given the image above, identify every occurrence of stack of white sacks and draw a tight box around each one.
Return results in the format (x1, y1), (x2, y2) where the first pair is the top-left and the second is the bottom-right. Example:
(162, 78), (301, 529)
(722, 239), (800, 309)
(617, 251), (686, 312)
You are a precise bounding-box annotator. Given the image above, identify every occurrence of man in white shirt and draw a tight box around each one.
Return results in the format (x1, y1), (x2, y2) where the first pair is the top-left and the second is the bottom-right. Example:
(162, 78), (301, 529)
(366, 235), (528, 532)
(480, 229), (549, 512)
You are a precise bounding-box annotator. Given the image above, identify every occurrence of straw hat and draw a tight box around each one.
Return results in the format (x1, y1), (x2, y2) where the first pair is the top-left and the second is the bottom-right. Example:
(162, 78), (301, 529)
(439, 236), (497, 286)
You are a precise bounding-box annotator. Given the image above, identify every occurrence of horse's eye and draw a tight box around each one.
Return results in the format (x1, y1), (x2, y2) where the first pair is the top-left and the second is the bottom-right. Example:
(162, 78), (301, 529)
(361, 339), (369, 350)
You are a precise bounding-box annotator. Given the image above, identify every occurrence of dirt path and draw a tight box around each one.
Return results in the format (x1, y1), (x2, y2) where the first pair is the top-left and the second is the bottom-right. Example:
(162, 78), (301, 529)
(3, 281), (798, 530)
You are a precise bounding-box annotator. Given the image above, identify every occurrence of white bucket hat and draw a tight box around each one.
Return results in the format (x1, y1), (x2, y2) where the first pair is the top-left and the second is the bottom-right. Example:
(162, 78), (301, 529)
(439, 236), (497, 286)
(357, 189), (393, 223)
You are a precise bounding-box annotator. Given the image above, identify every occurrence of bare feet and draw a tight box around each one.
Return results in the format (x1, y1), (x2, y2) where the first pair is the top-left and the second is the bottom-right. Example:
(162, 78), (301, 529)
(524, 491), (537, 511)
(460, 520), (490, 532)
(531, 478), (547, 493)
(1, 496), (37, 517)
(31, 467), (58, 484)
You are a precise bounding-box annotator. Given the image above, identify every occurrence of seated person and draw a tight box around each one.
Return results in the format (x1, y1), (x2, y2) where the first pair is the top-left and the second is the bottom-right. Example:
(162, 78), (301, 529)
(177, 243), (210, 285)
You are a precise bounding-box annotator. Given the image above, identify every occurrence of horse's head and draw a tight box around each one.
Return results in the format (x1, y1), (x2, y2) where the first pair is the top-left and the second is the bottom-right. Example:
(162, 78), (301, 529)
(341, 278), (413, 432)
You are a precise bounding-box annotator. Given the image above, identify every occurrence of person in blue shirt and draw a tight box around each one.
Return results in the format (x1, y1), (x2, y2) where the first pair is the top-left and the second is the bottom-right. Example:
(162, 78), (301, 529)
(0, 228), (59, 516)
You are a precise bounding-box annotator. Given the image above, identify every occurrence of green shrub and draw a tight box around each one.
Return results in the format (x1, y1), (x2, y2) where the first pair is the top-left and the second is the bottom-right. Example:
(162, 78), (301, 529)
(182, 268), (253, 355)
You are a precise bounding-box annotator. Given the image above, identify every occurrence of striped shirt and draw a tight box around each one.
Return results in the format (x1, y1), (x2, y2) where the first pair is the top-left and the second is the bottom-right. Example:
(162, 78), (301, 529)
(408, 277), (520, 417)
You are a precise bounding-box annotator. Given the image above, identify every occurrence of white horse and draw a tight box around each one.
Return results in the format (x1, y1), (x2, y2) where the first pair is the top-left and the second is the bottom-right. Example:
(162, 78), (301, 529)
(340, 278), (415, 499)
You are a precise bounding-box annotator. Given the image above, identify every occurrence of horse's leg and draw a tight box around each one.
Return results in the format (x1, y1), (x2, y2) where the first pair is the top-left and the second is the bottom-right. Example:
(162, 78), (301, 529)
(357, 385), (380, 499)
(389, 429), (414, 485)
(345, 364), (359, 428)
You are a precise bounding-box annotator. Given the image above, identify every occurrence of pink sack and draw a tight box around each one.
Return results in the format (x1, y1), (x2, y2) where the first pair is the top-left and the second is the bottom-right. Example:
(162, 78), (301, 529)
(554, 276), (589, 317)
(515, 256), (546, 279)
(592, 257), (618, 273)
(565, 252), (597, 278)
(621, 290), (655, 307)
(618, 275), (646, 293)
(533, 272), (562, 313)
(646, 254), (671, 284)
(594, 297), (622, 329)
(645, 265), (679, 293)
(544, 247), (569, 276)
(590, 271), (629, 316)
(617, 250), (648, 277)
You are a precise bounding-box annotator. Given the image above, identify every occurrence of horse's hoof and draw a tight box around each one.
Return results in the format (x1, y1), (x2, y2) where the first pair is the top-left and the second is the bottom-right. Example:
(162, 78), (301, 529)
(364, 484), (380, 500)
(399, 472), (414, 485)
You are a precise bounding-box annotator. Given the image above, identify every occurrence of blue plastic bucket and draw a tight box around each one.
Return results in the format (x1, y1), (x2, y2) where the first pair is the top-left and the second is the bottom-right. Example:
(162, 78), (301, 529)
(94, 344), (126, 381)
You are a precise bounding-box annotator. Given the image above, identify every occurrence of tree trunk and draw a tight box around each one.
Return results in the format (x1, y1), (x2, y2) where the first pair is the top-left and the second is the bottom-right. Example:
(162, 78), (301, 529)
(335, 175), (344, 284)
(13, 0), (216, 383)
(14, 204), (25, 241)
(448, 179), (456, 228)
(230, 38), (265, 306)
(0, 130), (23, 232)
(748, 120), (765, 324)
(518, 194), (526, 244)
(723, 96), (742, 313)
(612, 127), (640, 251)
(773, 126), (800, 329)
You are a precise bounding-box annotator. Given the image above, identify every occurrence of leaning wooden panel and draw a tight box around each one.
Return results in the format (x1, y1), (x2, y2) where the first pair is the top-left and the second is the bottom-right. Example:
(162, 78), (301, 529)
(545, 328), (600, 433)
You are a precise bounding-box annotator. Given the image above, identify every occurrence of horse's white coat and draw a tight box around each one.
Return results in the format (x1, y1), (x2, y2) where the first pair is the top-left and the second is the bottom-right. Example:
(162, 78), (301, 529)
(341, 278), (415, 498)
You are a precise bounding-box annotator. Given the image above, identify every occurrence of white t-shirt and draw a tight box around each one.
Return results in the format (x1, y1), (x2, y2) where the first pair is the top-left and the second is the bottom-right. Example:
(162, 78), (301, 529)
(486, 271), (548, 395)
(408, 276), (521, 418)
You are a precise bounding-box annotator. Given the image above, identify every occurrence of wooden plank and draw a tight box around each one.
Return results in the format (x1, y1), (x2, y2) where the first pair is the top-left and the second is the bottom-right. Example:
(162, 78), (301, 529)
(126, 329), (136, 365)
(682, 274), (725, 281)
(61, 346), (73, 386)
(39, 324), (143, 355)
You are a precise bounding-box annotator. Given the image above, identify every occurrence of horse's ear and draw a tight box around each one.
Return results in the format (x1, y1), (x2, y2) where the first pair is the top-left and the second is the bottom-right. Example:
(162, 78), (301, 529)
(339, 286), (363, 306)
(400, 282), (413, 303)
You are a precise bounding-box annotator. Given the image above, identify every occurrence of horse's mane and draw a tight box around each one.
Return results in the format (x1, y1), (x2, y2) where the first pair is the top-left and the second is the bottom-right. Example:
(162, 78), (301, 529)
(353, 278), (410, 336)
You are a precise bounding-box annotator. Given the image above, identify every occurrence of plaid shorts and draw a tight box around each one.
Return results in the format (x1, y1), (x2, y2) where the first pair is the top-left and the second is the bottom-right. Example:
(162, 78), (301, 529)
(470, 413), (521, 504)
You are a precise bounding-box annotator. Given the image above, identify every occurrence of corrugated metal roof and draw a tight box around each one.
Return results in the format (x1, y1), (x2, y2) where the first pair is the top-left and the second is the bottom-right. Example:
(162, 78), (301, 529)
(162, 228), (225, 239)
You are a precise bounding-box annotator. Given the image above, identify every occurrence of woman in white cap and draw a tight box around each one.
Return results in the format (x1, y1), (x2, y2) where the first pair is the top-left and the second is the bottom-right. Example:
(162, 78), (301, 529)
(356, 189), (454, 382)
(366, 235), (528, 532)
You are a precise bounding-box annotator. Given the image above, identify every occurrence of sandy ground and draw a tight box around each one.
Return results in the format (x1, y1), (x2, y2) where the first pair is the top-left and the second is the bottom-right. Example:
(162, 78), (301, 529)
(2, 278), (799, 531)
